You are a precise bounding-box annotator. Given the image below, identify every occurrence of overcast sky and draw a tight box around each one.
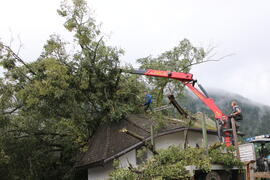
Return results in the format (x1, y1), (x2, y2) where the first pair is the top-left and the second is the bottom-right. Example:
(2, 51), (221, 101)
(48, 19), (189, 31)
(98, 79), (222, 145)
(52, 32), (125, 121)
(1, 0), (270, 105)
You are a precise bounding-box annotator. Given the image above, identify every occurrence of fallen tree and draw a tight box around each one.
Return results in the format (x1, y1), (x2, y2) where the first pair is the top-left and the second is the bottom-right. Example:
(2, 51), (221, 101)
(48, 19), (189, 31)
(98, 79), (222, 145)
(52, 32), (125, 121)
(109, 144), (243, 180)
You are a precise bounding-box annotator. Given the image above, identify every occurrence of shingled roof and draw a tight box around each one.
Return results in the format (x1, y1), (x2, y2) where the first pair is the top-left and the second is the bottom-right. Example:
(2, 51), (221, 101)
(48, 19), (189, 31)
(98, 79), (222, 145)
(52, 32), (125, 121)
(75, 114), (217, 169)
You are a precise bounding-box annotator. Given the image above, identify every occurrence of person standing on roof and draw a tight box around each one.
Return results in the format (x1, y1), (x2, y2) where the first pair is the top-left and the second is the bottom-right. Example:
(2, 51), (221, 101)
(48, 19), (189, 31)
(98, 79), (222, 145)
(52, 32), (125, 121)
(228, 100), (243, 129)
(143, 91), (153, 112)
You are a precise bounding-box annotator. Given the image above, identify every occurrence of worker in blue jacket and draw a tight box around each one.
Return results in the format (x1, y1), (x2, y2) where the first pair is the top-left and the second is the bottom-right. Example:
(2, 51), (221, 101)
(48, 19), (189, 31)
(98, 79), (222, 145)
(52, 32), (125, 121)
(143, 91), (153, 112)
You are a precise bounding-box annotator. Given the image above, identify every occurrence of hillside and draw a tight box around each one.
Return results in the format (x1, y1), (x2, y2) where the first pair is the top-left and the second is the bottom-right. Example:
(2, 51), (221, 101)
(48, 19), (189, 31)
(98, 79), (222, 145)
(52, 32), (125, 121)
(178, 89), (270, 137)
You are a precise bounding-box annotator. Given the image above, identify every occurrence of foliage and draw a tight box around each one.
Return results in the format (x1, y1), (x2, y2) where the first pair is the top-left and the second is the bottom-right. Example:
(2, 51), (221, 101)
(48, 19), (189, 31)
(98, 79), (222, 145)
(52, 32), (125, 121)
(136, 146), (148, 160)
(148, 111), (167, 132)
(0, 0), (219, 179)
(0, 141), (9, 165)
(137, 39), (206, 106)
(0, 0), (144, 179)
(109, 168), (138, 180)
(110, 145), (243, 180)
(209, 145), (243, 168)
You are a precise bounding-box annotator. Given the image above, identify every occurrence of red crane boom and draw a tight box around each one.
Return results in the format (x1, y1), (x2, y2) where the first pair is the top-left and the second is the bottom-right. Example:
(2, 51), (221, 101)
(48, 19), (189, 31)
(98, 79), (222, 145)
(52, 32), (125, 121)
(130, 69), (231, 146)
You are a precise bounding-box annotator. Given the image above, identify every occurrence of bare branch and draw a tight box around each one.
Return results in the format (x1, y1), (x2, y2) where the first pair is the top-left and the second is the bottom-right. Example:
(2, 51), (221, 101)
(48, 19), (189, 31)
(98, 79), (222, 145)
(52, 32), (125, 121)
(180, 59), (219, 72)
(127, 160), (143, 174)
(2, 44), (37, 76)
(206, 53), (235, 61)
(8, 28), (14, 48)
(16, 35), (23, 55)
(92, 36), (103, 64)
(205, 45), (218, 55)
(180, 53), (235, 72)
(119, 128), (158, 155)
(1, 105), (22, 115)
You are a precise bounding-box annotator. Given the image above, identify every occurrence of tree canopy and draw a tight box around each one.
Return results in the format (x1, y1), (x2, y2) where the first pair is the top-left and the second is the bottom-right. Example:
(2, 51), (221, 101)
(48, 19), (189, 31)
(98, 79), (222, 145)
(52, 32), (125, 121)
(0, 0), (143, 179)
(137, 39), (206, 105)
(0, 0), (213, 179)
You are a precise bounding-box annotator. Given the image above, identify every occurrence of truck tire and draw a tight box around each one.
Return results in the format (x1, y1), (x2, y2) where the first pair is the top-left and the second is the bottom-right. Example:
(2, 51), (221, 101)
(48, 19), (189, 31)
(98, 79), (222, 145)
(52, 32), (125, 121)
(218, 171), (232, 180)
(205, 171), (221, 180)
(205, 171), (232, 180)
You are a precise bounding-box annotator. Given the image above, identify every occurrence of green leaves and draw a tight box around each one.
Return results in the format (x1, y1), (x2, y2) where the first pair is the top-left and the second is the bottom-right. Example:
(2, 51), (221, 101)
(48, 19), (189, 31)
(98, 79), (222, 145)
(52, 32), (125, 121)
(0, 140), (9, 166)
(209, 145), (243, 168)
(1, 58), (16, 70)
(0, 0), (214, 179)
(137, 39), (206, 106)
(64, 19), (77, 32)
(0, 1), (145, 179)
(110, 168), (138, 180)
(110, 145), (243, 180)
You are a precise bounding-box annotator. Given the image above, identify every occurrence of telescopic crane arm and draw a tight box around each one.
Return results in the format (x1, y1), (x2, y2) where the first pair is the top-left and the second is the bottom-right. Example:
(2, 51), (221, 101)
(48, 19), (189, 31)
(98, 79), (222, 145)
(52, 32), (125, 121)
(129, 69), (232, 146)
(130, 69), (226, 120)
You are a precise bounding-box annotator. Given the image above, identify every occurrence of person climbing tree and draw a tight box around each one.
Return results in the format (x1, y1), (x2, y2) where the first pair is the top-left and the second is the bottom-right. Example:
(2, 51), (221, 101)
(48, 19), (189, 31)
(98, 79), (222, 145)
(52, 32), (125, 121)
(143, 91), (153, 112)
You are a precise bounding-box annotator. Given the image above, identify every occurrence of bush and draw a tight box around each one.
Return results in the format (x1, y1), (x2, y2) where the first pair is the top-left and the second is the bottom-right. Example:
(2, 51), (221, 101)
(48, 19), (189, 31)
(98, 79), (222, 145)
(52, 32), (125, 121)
(109, 145), (243, 180)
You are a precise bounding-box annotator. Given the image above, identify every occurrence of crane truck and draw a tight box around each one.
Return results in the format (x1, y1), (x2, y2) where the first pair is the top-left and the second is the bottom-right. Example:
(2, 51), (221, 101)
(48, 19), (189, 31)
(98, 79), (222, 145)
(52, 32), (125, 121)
(126, 68), (270, 180)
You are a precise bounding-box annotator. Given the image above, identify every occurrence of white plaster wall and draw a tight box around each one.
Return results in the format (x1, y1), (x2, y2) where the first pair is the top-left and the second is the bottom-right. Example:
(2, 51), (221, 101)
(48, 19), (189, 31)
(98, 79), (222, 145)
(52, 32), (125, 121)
(154, 131), (219, 150)
(88, 161), (113, 180)
(207, 133), (220, 145)
(118, 149), (136, 168)
(87, 150), (136, 180)
(186, 131), (219, 147)
(155, 132), (185, 150)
